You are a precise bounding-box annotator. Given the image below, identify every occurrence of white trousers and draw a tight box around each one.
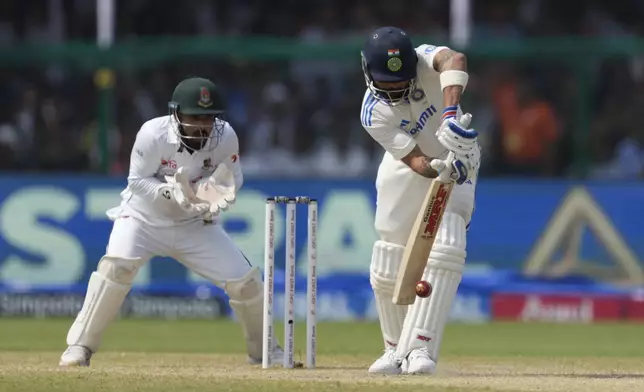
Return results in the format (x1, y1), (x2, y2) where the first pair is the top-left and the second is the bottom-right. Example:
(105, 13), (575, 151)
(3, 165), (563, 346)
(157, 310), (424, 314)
(368, 145), (480, 356)
(106, 217), (251, 285)
(63, 216), (259, 355)
(374, 147), (479, 245)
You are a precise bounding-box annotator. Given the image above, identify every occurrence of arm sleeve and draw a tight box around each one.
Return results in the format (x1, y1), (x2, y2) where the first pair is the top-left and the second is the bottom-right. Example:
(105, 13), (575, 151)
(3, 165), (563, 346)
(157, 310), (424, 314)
(127, 125), (165, 200)
(218, 124), (243, 190)
(361, 98), (416, 160)
(415, 44), (450, 74)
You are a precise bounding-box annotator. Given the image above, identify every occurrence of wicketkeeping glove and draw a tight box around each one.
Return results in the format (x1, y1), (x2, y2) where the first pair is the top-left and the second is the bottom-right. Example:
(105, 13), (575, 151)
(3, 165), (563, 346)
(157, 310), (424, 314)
(163, 167), (211, 215)
(193, 164), (238, 217)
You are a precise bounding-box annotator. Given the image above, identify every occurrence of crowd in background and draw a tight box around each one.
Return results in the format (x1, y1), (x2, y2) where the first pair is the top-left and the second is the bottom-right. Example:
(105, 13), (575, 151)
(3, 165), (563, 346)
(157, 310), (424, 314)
(1, 0), (644, 178)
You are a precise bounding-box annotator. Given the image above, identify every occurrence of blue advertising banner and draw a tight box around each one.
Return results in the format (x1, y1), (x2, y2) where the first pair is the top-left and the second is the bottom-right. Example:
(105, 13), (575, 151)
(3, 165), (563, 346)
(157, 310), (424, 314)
(0, 177), (641, 321)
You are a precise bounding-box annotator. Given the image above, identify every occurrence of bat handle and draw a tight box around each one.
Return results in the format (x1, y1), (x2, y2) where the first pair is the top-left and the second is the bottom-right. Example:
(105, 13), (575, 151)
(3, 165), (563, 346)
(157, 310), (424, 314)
(439, 151), (456, 182)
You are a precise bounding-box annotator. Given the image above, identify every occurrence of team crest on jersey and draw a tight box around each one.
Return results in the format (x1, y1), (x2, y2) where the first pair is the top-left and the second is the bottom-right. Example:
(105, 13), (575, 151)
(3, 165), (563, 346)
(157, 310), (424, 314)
(387, 57), (402, 72)
(202, 158), (213, 169)
(198, 87), (213, 108)
(411, 89), (426, 102)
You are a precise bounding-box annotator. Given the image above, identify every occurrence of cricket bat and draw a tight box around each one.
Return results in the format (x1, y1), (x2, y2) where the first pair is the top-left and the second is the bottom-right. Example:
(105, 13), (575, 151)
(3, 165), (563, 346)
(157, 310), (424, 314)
(392, 151), (456, 305)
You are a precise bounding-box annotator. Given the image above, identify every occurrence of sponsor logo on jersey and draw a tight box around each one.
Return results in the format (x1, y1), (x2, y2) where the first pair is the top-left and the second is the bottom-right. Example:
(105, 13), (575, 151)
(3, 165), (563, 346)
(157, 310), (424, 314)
(399, 119), (411, 129)
(399, 105), (438, 136)
(161, 159), (177, 169)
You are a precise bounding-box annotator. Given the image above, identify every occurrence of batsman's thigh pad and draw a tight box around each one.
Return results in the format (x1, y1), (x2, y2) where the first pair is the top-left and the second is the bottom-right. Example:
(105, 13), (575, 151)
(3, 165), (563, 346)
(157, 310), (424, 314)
(224, 266), (265, 360)
(395, 212), (466, 362)
(375, 157), (432, 245)
(66, 256), (145, 352)
(370, 241), (409, 349)
(373, 152), (476, 245)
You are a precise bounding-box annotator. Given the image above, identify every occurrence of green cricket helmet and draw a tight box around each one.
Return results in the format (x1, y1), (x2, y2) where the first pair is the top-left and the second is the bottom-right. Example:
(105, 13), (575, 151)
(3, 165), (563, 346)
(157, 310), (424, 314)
(168, 77), (226, 151)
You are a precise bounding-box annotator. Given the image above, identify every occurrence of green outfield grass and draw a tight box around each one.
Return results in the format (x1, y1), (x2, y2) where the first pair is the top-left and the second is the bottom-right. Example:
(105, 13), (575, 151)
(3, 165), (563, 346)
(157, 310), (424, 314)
(0, 319), (642, 392)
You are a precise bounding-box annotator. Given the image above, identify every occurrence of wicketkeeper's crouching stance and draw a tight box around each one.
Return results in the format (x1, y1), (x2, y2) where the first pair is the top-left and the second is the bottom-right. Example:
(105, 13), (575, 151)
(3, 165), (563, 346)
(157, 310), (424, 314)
(60, 77), (287, 367)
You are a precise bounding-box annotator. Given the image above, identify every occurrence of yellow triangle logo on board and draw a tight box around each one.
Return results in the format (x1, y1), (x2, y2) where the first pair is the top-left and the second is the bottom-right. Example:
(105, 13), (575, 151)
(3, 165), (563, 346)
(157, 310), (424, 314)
(523, 187), (643, 285)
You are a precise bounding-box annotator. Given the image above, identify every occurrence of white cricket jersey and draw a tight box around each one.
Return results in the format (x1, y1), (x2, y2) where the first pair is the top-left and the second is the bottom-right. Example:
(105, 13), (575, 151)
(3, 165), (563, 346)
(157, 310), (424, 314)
(108, 115), (243, 227)
(361, 44), (455, 161)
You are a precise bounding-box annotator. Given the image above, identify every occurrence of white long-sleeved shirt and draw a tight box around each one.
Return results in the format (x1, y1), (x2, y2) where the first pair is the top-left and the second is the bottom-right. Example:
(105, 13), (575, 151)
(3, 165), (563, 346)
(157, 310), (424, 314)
(360, 44), (455, 161)
(108, 115), (243, 227)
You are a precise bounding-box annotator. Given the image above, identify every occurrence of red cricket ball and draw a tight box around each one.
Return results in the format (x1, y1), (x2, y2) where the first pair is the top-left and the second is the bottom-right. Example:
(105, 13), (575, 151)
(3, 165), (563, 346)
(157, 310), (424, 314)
(415, 280), (432, 298)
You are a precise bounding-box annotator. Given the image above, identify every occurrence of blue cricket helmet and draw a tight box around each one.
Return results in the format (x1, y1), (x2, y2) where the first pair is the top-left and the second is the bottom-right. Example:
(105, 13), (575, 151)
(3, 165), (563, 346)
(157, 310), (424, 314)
(361, 26), (418, 105)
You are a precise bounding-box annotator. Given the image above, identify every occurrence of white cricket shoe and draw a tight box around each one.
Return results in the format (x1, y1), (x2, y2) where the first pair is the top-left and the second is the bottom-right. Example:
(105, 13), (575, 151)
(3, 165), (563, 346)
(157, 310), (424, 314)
(368, 348), (403, 375)
(248, 345), (303, 367)
(59, 345), (92, 367)
(405, 347), (436, 375)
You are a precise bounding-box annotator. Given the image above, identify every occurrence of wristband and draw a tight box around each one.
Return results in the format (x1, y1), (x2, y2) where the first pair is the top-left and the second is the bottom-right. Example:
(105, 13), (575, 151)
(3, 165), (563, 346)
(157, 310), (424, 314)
(439, 70), (469, 91)
(442, 105), (458, 121)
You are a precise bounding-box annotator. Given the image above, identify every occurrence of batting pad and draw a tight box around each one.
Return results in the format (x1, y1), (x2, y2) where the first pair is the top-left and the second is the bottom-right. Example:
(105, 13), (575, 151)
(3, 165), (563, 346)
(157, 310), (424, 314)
(225, 267), (267, 360)
(395, 212), (466, 362)
(66, 256), (141, 352)
(370, 241), (409, 349)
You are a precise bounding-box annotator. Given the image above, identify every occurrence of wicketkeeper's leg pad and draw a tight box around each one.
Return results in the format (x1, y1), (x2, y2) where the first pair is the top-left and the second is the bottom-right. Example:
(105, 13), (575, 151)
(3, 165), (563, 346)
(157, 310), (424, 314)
(370, 241), (409, 349)
(395, 212), (466, 362)
(66, 256), (143, 352)
(224, 266), (267, 360)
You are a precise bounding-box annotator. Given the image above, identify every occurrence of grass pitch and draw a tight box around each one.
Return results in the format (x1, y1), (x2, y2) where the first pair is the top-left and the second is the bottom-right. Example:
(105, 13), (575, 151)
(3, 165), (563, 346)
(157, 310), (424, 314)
(0, 319), (642, 392)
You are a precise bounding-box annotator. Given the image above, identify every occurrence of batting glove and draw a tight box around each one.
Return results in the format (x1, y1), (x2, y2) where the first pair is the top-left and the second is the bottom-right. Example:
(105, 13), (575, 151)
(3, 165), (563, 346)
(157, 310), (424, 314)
(436, 111), (478, 156)
(430, 154), (469, 185)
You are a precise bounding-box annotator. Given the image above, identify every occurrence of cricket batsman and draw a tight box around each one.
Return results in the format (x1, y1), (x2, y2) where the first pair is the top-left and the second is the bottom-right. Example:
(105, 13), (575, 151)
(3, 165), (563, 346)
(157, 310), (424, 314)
(59, 77), (287, 367)
(360, 27), (481, 374)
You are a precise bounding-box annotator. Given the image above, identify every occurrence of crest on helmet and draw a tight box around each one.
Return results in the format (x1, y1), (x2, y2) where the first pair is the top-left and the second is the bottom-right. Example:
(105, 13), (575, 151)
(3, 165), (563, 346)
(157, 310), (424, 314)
(198, 87), (213, 108)
(387, 57), (402, 72)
